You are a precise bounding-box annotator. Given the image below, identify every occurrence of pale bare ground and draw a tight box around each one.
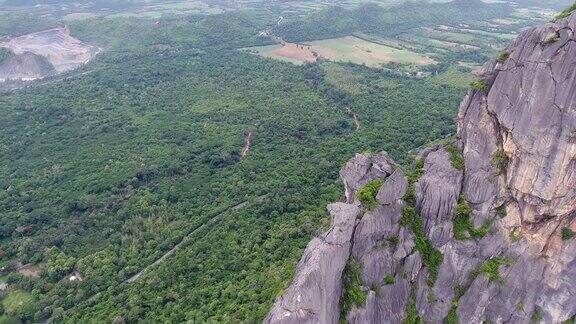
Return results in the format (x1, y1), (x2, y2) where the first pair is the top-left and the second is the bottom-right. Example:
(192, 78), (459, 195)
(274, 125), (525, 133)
(271, 42), (316, 63)
(346, 107), (361, 130)
(241, 130), (254, 157)
(17, 264), (42, 278)
(1, 26), (97, 73)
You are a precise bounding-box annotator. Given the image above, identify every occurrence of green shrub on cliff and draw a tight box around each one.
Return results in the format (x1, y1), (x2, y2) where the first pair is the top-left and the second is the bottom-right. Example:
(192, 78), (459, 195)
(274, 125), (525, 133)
(357, 179), (384, 210)
(556, 3), (576, 20)
(341, 258), (367, 314)
(470, 79), (489, 91)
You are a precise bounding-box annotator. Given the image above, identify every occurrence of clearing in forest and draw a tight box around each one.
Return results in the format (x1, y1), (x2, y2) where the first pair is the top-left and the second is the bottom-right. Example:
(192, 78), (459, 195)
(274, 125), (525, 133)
(244, 35), (434, 67)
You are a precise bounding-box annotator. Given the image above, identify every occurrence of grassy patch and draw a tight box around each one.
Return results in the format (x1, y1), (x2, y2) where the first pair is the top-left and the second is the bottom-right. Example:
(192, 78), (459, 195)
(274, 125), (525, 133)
(563, 314), (576, 324)
(509, 228), (522, 242)
(401, 206), (443, 286)
(384, 275), (395, 285)
(445, 144), (464, 171)
(556, 4), (576, 20)
(404, 295), (421, 324)
(403, 159), (424, 205)
(3, 290), (36, 320)
(470, 79), (489, 91)
(453, 196), (490, 240)
(401, 158), (442, 286)
(0, 315), (20, 324)
(496, 51), (510, 64)
(308, 36), (435, 67)
(341, 258), (367, 315)
(470, 257), (511, 283)
(561, 228), (575, 241)
(357, 179), (384, 210)
(445, 284), (467, 324)
(491, 149), (509, 175)
(531, 306), (543, 323)
(431, 66), (475, 89)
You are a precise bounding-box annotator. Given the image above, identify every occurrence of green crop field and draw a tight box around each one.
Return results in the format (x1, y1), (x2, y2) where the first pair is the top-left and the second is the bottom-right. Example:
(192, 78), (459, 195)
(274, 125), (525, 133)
(3, 291), (35, 318)
(307, 36), (435, 66)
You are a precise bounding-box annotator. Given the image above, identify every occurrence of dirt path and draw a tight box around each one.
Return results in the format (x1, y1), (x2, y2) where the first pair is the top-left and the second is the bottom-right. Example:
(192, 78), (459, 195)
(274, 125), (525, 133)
(49, 196), (268, 322)
(126, 195), (267, 283)
(240, 130), (253, 157)
(346, 107), (361, 130)
(126, 214), (223, 283)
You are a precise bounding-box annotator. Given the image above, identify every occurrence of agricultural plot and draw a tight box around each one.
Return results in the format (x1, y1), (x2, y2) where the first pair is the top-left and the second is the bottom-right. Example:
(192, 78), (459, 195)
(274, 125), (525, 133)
(3, 290), (35, 318)
(244, 36), (434, 67)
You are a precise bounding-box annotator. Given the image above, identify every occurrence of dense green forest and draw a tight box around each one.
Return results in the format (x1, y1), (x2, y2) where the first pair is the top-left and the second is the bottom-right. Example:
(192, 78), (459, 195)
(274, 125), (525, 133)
(0, 10), (463, 322)
(0, 0), (556, 321)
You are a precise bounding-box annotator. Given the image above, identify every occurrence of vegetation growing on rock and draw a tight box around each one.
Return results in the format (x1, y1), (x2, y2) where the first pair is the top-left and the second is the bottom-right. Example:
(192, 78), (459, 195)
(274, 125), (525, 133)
(384, 275), (395, 285)
(453, 196), (491, 240)
(357, 179), (384, 210)
(341, 258), (368, 315)
(470, 79), (489, 91)
(470, 257), (511, 283)
(497, 51), (510, 64)
(491, 149), (509, 175)
(404, 295), (422, 324)
(445, 144), (465, 171)
(556, 3), (576, 20)
(445, 284), (467, 324)
(561, 228), (575, 241)
(401, 206), (443, 285)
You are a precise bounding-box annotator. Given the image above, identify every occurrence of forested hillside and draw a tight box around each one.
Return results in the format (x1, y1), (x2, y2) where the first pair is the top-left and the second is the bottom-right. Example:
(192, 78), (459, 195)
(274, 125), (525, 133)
(276, 0), (511, 42)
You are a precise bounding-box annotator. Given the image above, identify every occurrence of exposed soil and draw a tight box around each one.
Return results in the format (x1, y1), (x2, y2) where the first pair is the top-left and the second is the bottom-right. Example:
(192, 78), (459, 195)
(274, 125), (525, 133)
(241, 130), (254, 157)
(17, 264), (42, 278)
(0, 26), (97, 81)
(346, 107), (361, 130)
(271, 42), (316, 63)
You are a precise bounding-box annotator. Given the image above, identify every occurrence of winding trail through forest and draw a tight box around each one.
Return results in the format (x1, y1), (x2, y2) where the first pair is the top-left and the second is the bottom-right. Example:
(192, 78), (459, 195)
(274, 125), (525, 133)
(126, 214), (224, 283)
(55, 194), (266, 321)
(126, 195), (266, 283)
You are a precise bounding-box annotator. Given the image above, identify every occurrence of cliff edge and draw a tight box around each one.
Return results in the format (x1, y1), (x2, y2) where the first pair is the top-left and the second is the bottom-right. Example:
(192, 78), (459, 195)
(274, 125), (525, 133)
(266, 11), (576, 324)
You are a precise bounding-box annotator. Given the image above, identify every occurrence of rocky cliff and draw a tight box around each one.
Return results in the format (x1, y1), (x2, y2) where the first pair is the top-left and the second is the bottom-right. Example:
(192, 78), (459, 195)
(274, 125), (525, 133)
(266, 12), (576, 324)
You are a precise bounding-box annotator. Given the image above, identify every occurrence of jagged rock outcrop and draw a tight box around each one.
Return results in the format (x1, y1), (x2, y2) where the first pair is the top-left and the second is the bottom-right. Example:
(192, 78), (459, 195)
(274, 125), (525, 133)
(267, 12), (576, 324)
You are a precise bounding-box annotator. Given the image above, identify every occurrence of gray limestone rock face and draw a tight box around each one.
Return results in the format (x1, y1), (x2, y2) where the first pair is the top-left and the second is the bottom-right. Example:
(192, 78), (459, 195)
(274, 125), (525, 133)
(377, 168), (408, 206)
(416, 146), (463, 246)
(265, 202), (361, 324)
(347, 279), (411, 324)
(453, 12), (576, 323)
(460, 14), (576, 223)
(340, 152), (395, 203)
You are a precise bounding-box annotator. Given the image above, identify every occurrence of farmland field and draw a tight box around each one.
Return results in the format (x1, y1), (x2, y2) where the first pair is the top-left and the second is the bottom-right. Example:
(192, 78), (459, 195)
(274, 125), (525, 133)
(245, 36), (434, 67)
(3, 291), (35, 318)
